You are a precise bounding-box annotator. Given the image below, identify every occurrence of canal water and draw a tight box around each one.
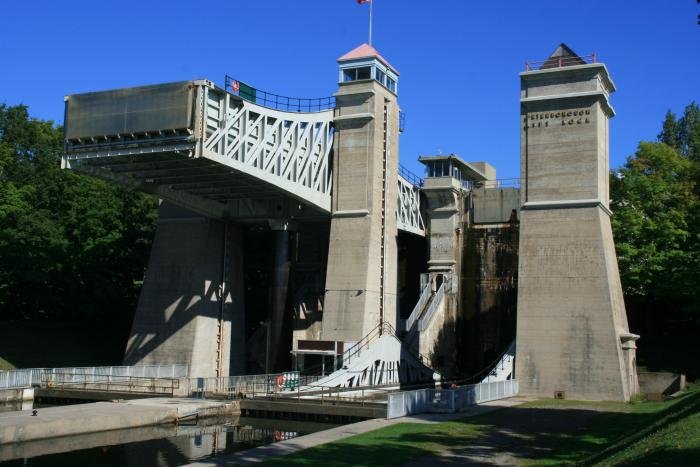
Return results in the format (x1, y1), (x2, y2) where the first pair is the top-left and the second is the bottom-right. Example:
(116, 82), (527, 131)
(0, 415), (339, 466)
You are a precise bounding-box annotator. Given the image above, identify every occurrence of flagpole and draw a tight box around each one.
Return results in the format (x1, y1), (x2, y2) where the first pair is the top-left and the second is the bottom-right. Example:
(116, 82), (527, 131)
(369, 0), (373, 45)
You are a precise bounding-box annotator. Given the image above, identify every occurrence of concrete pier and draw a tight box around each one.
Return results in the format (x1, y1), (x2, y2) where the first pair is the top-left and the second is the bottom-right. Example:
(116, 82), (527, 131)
(0, 397), (239, 445)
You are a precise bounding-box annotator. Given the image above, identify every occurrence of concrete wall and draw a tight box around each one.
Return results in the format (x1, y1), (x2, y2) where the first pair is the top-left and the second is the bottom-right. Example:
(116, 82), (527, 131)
(638, 372), (686, 398)
(322, 79), (400, 342)
(472, 187), (520, 224)
(124, 202), (244, 378)
(462, 223), (519, 374)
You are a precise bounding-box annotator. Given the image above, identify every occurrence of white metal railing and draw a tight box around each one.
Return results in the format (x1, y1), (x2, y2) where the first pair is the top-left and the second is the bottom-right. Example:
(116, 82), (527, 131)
(386, 379), (519, 419)
(418, 281), (445, 332)
(405, 282), (432, 333)
(189, 371), (303, 398)
(340, 322), (396, 368)
(0, 364), (189, 390)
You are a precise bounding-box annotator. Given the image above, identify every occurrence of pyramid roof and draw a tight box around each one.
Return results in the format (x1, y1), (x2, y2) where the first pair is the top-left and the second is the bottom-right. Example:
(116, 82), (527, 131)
(539, 43), (587, 69)
(338, 43), (398, 74)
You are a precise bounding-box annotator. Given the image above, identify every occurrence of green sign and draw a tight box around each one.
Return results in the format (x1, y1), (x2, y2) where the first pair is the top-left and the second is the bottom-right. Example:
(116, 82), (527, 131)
(239, 82), (256, 103)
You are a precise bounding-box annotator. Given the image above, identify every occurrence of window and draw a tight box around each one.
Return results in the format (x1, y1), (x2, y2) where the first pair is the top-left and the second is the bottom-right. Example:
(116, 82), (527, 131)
(343, 67), (372, 82)
(375, 68), (386, 86)
(356, 67), (371, 80)
(386, 77), (396, 93)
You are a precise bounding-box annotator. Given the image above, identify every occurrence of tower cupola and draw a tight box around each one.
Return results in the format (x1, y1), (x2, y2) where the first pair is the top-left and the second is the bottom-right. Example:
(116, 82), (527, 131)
(337, 43), (399, 94)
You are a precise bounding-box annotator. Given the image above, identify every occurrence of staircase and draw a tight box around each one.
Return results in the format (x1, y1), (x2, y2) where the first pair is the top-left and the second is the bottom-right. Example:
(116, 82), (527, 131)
(403, 276), (448, 351)
(300, 323), (439, 390)
(480, 341), (516, 383)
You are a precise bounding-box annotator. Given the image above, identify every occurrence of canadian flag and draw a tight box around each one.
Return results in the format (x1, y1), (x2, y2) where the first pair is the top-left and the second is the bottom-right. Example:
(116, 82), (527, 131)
(357, 0), (371, 4)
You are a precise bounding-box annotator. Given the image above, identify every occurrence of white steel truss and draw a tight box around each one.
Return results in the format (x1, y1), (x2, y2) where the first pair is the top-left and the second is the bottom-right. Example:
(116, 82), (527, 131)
(63, 80), (425, 233)
(200, 90), (334, 213)
(397, 175), (425, 236)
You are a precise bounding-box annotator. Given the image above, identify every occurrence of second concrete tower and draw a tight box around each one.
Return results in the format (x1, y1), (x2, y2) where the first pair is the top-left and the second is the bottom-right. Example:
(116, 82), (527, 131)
(516, 45), (639, 401)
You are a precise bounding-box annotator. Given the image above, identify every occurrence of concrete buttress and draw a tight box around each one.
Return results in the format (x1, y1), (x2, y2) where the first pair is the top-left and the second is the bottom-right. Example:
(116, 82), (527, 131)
(124, 202), (245, 377)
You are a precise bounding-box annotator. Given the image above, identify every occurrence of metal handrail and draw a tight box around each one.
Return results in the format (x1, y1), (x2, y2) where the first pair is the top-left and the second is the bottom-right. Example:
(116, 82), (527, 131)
(0, 364), (189, 389)
(189, 371), (302, 398)
(419, 281), (445, 332)
(299, 318), (435, 381)
(476, 178), (521, 189)
(224, 75), (335, 112)
(399, 164), (424, 187)
(405, 282), (432, 333)
(341, 322), (396, 367)
(451, 341), (517, 386)
(525, 53), (597, 71)
(482, 341), (515, 382)
(42, 372), (180, 395)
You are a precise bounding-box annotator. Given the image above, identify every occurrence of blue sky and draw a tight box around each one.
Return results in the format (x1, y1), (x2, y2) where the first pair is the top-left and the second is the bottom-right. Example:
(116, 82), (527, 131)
(1, 0), (697, 179)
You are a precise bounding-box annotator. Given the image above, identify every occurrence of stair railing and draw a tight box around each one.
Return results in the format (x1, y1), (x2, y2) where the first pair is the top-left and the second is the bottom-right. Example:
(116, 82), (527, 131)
(341, 322), (396, 367)
(405, 282), (432, 333)
(418, 281), (446, 332)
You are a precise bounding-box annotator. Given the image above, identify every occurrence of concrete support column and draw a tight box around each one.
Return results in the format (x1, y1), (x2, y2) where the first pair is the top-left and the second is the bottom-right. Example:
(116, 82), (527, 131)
(124, 202), (233, 378)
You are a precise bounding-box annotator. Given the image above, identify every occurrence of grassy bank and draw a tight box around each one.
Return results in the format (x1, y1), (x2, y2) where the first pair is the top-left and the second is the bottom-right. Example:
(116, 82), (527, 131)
(260, 385), (700, 466)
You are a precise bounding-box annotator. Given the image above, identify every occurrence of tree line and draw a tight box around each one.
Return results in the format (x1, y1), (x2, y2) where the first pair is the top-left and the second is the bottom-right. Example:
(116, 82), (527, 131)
(0, 102), (698, 326)
(0, 104), (157, 322)
(611, 102), (699, 319)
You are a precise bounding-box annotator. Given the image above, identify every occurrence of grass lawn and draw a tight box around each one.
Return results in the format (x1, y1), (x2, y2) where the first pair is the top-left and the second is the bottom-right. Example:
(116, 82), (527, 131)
(260, 384), (700, 466)
(260, 419), (484, 467)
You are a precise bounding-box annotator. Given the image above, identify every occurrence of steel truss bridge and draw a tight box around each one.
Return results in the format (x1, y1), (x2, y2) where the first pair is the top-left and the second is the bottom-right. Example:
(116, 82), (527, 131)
(62, 80), (424, 235)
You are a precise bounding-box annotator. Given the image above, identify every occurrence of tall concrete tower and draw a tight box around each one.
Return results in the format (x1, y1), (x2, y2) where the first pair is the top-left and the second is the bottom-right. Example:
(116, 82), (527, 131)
(321, 44), (401, 342)
(516, 44), (639, 401)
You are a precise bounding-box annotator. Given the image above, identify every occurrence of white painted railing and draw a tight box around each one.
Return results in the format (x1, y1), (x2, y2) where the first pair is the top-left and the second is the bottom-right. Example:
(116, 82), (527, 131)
(386, 379), (519, 419)
(418, 281), (445, 332)
(189, 371), (303, 398)
(405, 283), (432, 333)
(0, 364), (189, 390)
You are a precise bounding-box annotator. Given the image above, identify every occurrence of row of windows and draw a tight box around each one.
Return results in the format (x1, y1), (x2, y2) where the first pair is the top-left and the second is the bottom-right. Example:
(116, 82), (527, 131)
(425, 160), (477, 189)
(342, 66), (397, 93)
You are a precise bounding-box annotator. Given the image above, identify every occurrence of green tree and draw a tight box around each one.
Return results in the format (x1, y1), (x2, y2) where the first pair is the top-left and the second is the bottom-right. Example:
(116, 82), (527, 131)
(612, 105), (700, 316)
(657, 101), (700, 160)
(0, 104), (157, 321)
(658, 110), (679, 149)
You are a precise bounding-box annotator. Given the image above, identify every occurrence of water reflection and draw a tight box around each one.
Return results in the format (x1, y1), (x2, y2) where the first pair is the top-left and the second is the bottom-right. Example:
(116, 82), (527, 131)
(0, 416), (338, 466)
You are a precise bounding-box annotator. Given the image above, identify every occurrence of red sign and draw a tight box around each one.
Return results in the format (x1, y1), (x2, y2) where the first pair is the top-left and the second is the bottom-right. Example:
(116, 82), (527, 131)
(231, 80), (240, 93)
